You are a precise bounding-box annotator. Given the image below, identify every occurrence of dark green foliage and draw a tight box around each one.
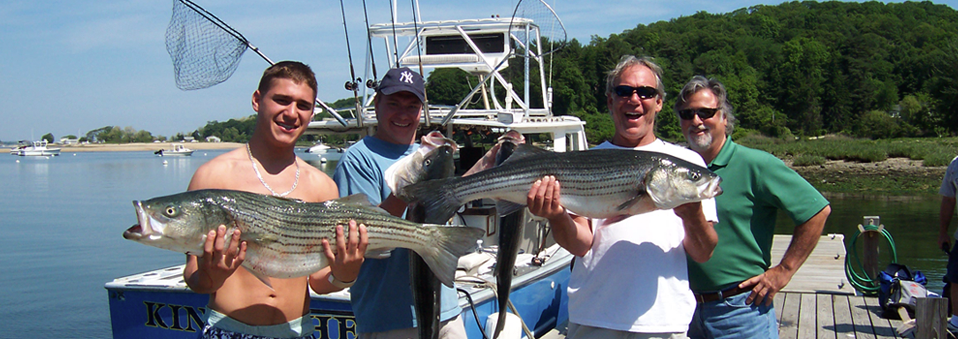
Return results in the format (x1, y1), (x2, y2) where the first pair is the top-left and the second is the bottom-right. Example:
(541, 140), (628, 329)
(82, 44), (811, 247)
(521, 1), (958, 141)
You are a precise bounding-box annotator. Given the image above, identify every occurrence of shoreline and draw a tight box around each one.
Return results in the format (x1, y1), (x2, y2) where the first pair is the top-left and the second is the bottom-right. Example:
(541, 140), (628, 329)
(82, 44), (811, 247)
(54, 142), (246, 152)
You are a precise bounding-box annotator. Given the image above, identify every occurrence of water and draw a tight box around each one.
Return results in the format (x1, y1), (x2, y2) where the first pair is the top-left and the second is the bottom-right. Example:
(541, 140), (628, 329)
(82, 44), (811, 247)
(0, 150), (335, 338)
(0, 151), (949, 337)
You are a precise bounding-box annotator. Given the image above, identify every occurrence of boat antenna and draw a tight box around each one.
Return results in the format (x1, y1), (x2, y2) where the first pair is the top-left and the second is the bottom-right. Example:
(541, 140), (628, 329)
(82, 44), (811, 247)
(410, 0), (431, 126)
(164, 0), (348, 126)
(362, 0), (379, 88)
(339, 0), (364, 126)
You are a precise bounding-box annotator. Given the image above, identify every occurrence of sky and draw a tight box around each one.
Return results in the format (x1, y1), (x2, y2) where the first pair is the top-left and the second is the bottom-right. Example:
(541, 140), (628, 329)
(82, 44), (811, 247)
(1, 0), (956, 142)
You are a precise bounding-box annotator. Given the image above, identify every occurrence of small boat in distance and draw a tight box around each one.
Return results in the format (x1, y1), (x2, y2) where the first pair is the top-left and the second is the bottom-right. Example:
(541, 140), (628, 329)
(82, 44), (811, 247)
(305, 141), (344, 162)
(15, 140), (61, 156)
(154, 143), (194, 157)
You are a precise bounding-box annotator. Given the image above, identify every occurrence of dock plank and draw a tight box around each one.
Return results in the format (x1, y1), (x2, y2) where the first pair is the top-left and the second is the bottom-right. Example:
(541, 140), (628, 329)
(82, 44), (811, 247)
(781, 292), (801, 339)
(798, 293), (818, 339)
(773, 234), (854, 295)
(849, 296), (879, 339)
(816, 294), (836, 339)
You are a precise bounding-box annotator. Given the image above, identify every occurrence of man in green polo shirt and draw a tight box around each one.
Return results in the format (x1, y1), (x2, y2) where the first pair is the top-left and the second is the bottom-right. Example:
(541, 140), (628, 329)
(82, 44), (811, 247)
(675, 76), (831, 339)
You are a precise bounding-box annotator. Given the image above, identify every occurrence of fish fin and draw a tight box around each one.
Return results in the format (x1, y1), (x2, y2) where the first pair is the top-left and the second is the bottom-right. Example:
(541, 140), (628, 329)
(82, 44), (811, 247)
(499, 143), (551, 165)
(418, 224), (486, 287)
(402, 178), (462, 222)
(495, 200), (526, 217)
(242, 265), (274, 290)
(616, 194), (642, 212)
(365, 249), (393, 259)
(334, 194), (376, 207)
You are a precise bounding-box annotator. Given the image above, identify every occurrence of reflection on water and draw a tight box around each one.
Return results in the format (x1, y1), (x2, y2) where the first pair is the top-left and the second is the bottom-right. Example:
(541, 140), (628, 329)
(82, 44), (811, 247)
(776, 193), (952, 294)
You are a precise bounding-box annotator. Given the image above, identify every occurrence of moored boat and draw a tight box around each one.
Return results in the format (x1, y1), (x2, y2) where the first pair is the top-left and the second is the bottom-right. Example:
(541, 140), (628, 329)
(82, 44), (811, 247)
(154, 144), (194, 157)
(16, 140), (60, 156)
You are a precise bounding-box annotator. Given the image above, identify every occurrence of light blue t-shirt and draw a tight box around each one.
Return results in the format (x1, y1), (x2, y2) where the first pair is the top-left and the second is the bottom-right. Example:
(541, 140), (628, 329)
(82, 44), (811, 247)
(941, 156), (958, 239)
(332, 135), (461, 333)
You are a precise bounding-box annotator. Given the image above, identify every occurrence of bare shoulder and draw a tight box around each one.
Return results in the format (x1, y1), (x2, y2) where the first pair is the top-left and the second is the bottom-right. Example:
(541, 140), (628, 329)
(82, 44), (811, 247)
(295, 157), (338, 202)
(189, 147), (248, 190)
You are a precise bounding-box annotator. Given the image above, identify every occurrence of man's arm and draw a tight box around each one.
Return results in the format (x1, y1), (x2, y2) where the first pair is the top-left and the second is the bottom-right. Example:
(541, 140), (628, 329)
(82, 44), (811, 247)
(183, 162), (247, 294)
(309, 220), (369, 294)
(673, 202), (717, 263)
(526, 176), (593, 256)
(940, 196), (957, 252)
(741, 205), (831, 306)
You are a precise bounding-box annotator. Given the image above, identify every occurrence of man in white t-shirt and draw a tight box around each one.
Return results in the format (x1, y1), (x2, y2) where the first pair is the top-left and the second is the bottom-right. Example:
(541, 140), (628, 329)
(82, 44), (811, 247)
(938, 156), (958, 332)
(526, 55), (718, 339)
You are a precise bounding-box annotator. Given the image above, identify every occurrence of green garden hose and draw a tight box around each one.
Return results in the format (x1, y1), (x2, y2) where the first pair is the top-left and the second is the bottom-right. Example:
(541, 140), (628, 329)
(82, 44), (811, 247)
(844, 224), (898, 296)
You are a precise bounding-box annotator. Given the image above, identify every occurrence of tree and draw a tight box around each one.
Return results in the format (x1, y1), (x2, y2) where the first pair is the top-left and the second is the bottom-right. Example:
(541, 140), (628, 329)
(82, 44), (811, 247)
(41, 133), (54, 143)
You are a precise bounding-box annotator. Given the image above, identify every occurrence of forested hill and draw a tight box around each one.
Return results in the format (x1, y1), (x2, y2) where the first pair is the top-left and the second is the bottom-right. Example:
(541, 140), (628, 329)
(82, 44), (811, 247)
(429, 1), (958, 144)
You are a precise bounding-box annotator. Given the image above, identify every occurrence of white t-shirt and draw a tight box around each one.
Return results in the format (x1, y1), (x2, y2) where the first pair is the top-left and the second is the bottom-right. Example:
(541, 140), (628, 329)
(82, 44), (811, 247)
(567, 139), (719, 333)
(940, 156), (958, 239)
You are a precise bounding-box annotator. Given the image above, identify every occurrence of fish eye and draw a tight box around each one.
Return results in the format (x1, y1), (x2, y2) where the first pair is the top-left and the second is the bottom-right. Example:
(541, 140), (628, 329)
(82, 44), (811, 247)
(688, 172), (701, 181)
(164, 206), (178, 217)
(424, 159), (432, 166)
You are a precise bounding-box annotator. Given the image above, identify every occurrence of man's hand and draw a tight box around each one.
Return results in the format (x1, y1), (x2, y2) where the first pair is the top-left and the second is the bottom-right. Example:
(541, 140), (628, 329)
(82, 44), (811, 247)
(527, 176), (566, 220)
(740, 265), (793, 306)
(197, 225), (247, 290)
(323, 219), (368, 284)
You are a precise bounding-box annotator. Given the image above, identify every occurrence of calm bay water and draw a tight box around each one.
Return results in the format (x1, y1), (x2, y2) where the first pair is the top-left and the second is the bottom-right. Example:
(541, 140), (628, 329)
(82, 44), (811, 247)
(0, 149), (335, 338)
(0, 150), (949, 337)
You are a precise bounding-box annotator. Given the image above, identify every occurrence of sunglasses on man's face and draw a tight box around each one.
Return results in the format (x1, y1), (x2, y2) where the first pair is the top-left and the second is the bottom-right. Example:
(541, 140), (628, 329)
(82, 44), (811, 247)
(613, 85), (658, 99)
(678, 107), (720, 120)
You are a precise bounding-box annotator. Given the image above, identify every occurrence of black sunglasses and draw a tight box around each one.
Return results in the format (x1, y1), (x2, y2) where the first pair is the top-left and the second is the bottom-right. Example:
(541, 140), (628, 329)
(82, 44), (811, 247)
(678, 107), (720, 120)
(613, 85), (658, 99)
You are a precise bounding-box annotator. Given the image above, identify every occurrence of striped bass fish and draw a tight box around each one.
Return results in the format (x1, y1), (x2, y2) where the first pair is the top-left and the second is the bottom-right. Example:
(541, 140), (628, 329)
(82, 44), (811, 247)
(400, 144), (723, 222)
(122, 189), (484, 287)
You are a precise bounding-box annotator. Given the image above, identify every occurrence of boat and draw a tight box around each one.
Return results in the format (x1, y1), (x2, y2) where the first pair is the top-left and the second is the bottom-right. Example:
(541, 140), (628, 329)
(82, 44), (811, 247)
(107, 1), (576, 338)
(15, 140), (61, 156)
(305, 140), (345, 162)
(154, 144), (194, 157)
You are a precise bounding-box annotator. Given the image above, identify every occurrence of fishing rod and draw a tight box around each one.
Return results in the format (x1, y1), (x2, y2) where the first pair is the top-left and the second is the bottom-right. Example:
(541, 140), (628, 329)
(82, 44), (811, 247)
(339, 0), (365, 127)
(410, 0), (431, 126)
(361, 0), (379, 89)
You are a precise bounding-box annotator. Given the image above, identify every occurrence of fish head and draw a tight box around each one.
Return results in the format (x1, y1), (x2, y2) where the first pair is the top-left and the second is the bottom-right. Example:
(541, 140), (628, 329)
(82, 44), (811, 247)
(645, 158), (723, 210)
(123, 191), (230, 255)
(386, 131), (458, 199)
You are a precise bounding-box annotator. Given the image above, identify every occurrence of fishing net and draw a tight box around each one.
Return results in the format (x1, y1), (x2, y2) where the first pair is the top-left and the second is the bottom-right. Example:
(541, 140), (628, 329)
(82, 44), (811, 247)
(165, 0), (249, 90)
(509, 0), (568, 56)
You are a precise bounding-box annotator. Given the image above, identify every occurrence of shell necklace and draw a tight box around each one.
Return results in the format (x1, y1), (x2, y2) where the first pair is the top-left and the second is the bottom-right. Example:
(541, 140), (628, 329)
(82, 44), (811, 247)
(247, 143), (299, 197)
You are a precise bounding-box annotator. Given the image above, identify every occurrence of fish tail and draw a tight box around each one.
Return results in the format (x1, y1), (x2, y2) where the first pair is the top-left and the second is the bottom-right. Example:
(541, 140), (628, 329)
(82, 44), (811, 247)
(418, 224), (485, 287)
(403, 178), (463, 222)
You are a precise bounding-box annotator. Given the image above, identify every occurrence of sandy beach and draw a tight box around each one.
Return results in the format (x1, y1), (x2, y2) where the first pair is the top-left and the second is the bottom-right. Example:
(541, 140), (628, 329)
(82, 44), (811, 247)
(57, 142), (246, 152)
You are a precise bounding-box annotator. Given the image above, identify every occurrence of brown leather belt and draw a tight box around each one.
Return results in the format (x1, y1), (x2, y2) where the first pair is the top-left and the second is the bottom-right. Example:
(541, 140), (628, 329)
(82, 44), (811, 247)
(693, 285), (753, 304)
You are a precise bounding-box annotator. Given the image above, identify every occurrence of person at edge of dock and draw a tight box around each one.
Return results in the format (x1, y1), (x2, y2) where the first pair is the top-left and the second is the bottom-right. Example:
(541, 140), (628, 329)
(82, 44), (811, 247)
(675, 75), (831, 339)
(525, 55), (719, 339)
(937, 155), (958, 333)
(183, 61), (369, 339)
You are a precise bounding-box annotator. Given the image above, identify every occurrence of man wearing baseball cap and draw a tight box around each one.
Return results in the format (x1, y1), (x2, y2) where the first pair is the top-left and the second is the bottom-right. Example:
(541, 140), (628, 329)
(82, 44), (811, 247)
(332, 67), (468, 338)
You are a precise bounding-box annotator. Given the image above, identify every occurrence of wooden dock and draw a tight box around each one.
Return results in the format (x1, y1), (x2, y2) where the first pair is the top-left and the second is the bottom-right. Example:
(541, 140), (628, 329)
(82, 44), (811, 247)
(541, 234), (928, 339)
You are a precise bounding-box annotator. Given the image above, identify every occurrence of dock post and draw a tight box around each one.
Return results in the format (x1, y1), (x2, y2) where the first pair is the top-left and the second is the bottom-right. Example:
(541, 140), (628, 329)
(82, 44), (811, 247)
(915, 297), (948, 339)
(859, 216), (883, 281)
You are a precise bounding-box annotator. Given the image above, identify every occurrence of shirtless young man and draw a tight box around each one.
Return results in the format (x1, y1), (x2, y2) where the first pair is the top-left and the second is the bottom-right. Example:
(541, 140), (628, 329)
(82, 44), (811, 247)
(183, 61), (368, 339)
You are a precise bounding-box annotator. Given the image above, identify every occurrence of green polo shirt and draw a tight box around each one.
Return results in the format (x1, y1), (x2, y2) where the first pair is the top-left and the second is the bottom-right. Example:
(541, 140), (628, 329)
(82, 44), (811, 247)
(687, 138), (829, 292)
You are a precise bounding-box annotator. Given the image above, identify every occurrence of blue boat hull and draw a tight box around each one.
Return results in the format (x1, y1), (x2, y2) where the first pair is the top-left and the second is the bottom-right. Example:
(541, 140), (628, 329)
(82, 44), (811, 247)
(106, 256), (570, 339)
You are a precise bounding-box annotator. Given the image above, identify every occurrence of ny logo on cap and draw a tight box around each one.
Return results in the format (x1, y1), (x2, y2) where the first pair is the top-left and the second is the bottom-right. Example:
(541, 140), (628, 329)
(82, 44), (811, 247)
(400, 71), (415, 84)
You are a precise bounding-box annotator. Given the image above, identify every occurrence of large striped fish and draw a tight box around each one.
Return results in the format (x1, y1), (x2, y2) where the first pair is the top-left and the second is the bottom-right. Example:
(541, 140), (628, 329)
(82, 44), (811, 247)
(122, 190), (484, 287)
(400, 144), (723, 222)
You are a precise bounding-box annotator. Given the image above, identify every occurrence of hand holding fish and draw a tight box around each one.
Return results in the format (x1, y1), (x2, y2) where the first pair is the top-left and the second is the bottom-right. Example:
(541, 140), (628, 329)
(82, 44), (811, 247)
(319, 220), (368, 287)
(526, 176), (566, 220)
(463, 130), (526, 176)
(190, 225), (247, 293)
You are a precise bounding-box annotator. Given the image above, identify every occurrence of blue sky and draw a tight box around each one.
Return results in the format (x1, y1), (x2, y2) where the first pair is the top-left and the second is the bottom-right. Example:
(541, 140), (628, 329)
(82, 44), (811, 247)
(1, 0), (956, 141)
